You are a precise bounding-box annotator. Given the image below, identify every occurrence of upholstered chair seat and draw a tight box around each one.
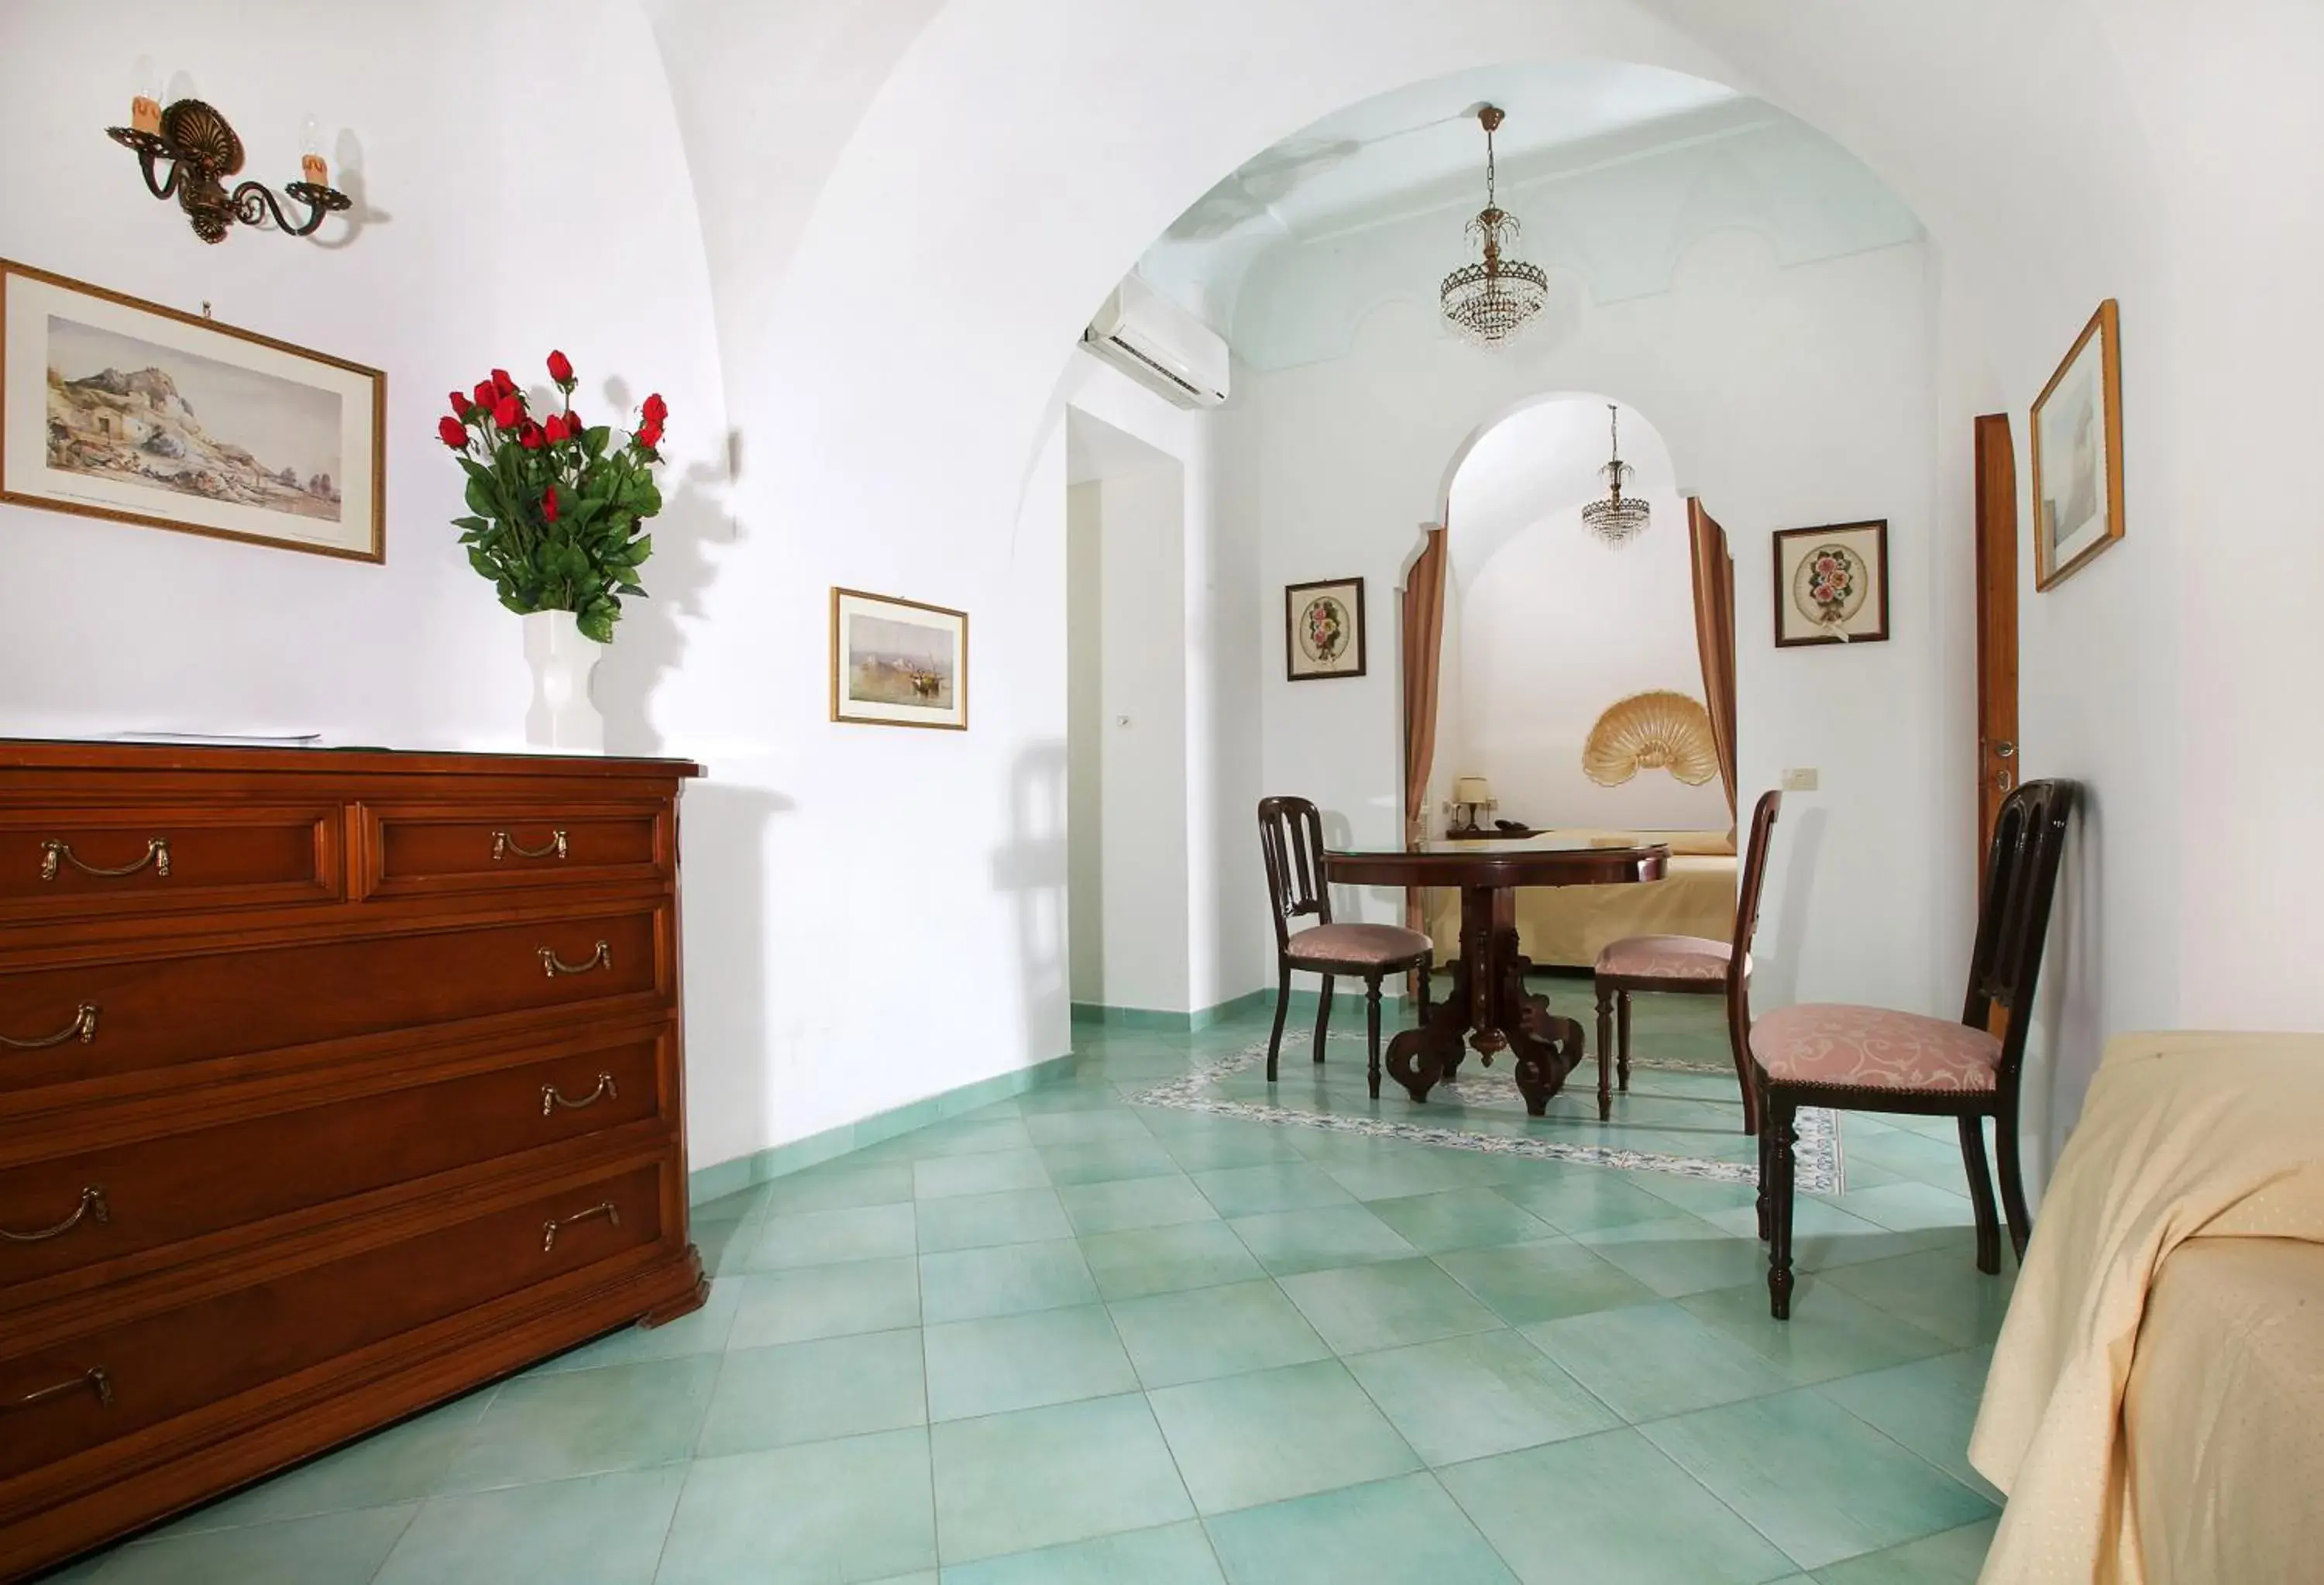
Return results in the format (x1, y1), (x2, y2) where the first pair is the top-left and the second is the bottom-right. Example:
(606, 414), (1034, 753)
(1750, 1003), (2002, 1093)
(1591, 934), (1742, 982)
(1287, 922), (1435, 969)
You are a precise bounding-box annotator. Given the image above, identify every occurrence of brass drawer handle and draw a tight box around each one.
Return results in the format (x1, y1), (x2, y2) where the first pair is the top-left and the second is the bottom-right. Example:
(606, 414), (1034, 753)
(493, 829), (569, 862)
(40, 837), (170, 882)
(541, 1200), (620, 1253)
(1, 1186), (108, 1244)
(0, 1003), (99, 1050)
(7, 1367), (113, 1413)
(538, 940), (612, 978)
(541, 1072), (618, 1116)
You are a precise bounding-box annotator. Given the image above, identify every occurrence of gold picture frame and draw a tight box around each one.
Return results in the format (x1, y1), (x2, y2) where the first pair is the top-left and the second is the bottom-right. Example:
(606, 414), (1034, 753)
(2031, 298), (2125, 590)
(830, 586), (969, 731)
(1, 258), (385, 562)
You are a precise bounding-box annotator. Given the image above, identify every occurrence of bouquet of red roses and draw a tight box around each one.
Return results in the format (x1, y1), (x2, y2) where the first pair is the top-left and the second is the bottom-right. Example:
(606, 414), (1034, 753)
(438, 351), (666, 642)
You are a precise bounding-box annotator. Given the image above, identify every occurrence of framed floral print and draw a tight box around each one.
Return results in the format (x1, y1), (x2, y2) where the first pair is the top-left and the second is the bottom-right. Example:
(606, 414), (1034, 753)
(1, 258), (385, 561)
(1285, 576), (1367, 681)
(1772, 520), (1889, 647)
(830, 586), (968, 730)
(2031, 298), (2125, 590)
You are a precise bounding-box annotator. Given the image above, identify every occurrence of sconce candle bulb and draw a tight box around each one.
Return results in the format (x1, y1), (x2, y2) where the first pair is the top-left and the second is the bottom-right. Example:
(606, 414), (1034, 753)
(107, 96), (350, 244)
(298, 114), (327, 187)
(129, 57), (163, 136)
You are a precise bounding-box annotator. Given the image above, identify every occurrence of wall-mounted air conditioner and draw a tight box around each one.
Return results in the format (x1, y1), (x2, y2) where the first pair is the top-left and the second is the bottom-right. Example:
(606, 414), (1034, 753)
(1081, 275), (1229, 410)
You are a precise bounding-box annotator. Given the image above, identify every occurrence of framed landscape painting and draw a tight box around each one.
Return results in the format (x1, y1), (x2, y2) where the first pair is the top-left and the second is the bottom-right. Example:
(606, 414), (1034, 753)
(1285, 576), (1367, 680)
(2031, 298), (2125, 590)
(0, 259), (384, 562)
(1772, 520), (1890, 647)
(830, 586), (968, 730)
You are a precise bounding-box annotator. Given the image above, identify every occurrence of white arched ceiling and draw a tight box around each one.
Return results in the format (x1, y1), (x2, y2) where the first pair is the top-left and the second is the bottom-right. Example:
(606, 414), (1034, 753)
(1444, 398), (1677, 593)
(635, 0), (2321, 1173)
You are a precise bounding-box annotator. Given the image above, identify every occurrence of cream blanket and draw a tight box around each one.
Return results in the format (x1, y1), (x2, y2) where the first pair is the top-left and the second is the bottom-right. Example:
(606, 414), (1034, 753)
(1970, 1030), (2324, 1583)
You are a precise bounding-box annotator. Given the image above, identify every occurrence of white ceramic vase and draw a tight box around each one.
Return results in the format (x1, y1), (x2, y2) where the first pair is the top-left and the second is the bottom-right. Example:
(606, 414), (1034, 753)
(522, 609), (606, 752)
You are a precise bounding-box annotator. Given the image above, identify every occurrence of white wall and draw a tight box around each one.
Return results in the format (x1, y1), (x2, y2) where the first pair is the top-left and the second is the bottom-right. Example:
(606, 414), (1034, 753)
(1441, 401), (1724, 832)
(17, 0), (2321, 1188)
(0, 0), (731, 755)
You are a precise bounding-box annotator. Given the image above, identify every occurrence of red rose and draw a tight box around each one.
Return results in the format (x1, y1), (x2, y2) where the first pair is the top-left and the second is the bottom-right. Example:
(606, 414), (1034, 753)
(541, 486), (560, 523)
(472, 379), (497, 410)
(543, 413), (568, 444)
(449, 390), (471, 418)
(566, 408), (581, 435)
(641, 392), (667, 425)
(437, 415), (467, 448)
(519, 421), (545, 451)
(636, 419), (663, 450)
(493, 394), (523, 428)
(491, 368), (516, 397)
(547, 349), (573, 384)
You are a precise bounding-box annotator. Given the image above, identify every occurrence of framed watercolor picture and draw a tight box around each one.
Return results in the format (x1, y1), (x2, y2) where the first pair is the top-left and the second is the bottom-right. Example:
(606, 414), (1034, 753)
(0, 259), (384, 561)
(2031, 298), (2125, 590)
(1772, 520), (1890, 647)
(1285, 576), (1367, 681)
(830, 586), (968, 730)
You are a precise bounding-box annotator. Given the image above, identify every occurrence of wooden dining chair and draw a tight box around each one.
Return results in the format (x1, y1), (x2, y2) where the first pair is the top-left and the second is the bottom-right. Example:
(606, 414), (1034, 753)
(1751, 779), (2078, 1319)
(1592, 790), (1783, 1132)
(1258, 796), (1433, 1100)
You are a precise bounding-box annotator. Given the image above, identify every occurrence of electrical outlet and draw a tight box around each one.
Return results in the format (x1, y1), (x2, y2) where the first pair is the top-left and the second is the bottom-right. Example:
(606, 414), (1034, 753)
(1781, 768), (1820, 792)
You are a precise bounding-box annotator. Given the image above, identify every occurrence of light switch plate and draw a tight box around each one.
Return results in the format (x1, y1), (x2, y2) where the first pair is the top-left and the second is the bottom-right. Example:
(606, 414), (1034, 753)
(1781, 768), (1820, 792)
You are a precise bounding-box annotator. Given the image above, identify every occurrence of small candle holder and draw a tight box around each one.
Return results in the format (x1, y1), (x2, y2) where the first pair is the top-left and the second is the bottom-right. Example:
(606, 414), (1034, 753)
(106, 99), (350, 245)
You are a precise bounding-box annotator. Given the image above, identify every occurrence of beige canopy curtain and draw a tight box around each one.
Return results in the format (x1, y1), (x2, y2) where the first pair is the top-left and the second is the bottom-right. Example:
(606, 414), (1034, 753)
(1401, 527), (1449, 933)
(1686, 499), (1739, 826)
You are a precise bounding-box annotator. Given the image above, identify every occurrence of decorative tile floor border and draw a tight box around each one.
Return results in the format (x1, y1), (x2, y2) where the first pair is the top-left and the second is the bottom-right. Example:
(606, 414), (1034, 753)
(1132, 1036), (1844, 1193)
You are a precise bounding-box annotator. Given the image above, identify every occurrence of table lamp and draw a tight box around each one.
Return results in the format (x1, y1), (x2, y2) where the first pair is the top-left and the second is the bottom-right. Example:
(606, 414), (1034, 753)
(1452, 776), (1496, 833)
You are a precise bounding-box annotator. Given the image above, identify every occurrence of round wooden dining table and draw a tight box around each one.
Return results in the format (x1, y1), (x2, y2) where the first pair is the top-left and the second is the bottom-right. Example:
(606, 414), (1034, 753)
(1325, 837), (1669, 1114)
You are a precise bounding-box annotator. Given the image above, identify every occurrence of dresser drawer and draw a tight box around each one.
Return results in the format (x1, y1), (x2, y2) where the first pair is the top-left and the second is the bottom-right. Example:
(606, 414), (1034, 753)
(359, 802), (668, 902)
(0, 1160), (665, 1484)
(0, 1035), (667, 1289)
(0, 804), (341, 925)
(0, 909), (665, 1095)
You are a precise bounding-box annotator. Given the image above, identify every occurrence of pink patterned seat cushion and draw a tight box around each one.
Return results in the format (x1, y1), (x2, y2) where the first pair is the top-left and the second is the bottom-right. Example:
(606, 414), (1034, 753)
(1594, 934), (1740, 982)
(1285, 922), (1432, 968)
(1751, 1003), (2003, 1092)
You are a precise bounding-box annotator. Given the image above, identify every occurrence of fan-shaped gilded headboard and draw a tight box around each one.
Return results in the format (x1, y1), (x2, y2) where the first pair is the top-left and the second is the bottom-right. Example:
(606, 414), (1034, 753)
(1582, 690), (1718, 787)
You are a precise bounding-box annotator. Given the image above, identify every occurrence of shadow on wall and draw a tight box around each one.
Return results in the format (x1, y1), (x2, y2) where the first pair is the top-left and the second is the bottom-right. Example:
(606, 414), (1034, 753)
(994, 741), (1071, 1059)
(596, 428), (738, 756)
(1758, 801), (1825, 1013)
(2024, 795), (2099, 1209)
(676, 781), (789, 1170)
(309, 131), (387, 249)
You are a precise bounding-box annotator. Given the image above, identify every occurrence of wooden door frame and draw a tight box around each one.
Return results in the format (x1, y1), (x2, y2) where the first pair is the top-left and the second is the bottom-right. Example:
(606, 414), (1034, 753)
(1973, 413), (2020, 889)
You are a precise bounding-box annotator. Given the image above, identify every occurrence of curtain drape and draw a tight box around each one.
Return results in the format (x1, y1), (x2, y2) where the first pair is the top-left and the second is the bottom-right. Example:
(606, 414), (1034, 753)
(1401, 528), (1449, 934)
(1686, 499), (1738, 827)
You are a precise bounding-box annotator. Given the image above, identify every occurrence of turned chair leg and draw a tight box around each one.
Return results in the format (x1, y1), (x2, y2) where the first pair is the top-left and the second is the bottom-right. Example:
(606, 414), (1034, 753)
(1958, 1113), (2002, 1276)
(1415, 958), (1431, 1019)
(1364, 977), (1384, 1100)
(1765, 1097), (1799, 1319)
(1616, 990), (1632, 1092)
(1754, 1080), (1772, 1242)
(1265, 962), (1292, 1083)
(1312, 975), (1335, 1064)
(1594, 981), (1614, 1123)
(1995, 1099), (2033, 1261)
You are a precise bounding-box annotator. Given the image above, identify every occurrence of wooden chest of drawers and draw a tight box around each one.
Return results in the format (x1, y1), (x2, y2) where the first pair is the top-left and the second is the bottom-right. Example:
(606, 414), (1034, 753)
(0, 743), (705, 1581)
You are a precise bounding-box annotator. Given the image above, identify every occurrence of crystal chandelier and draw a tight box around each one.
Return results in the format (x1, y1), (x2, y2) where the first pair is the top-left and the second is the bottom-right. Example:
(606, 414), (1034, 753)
(1582, 404), (1651, 545)
(1439, 106), (1548, 347)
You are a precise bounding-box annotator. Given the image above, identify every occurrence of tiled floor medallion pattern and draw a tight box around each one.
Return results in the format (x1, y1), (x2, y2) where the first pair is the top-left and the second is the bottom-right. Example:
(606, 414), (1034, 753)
(1135, 1033), (1845, 1194)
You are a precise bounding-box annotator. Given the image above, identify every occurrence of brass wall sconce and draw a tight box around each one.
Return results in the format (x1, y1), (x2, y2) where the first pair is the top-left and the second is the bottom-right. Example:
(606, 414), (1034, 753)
(108, 91), (349, 244)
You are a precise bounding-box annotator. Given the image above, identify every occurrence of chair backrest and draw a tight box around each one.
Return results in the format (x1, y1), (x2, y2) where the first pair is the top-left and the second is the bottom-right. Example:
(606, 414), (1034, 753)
(1257, 796), (1331, 951)
(1724, 789), (1783, 1077)
(1964, 778), (2078, 1077)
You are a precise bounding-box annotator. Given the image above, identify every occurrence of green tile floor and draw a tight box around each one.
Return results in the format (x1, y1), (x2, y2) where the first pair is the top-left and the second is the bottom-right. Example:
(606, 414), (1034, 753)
(46, 988), (2011, 1583)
